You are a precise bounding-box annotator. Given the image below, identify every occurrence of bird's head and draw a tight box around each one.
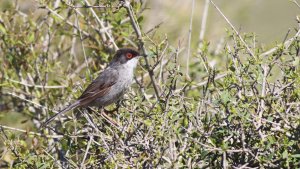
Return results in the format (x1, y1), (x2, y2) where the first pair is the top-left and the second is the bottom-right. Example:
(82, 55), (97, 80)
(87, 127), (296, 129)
(110, 48), (141, 68)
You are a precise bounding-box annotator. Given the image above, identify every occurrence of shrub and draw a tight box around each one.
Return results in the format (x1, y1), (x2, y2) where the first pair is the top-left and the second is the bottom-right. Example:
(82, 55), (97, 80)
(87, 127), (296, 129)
(0, 0), (300, 168)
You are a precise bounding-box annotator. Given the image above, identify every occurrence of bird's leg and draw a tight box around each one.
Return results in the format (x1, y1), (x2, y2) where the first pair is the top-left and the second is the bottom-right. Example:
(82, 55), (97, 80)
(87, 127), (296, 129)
(98, 107), (120, 127)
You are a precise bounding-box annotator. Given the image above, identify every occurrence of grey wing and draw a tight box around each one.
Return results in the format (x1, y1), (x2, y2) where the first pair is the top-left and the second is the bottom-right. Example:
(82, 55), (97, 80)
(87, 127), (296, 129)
(77, 68), (118, 107)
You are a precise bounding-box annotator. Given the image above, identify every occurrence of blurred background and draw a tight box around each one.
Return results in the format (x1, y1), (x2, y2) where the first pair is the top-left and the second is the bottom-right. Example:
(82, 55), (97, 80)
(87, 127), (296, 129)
(0, 0), (299, 47)
(144, 0), (299, 47)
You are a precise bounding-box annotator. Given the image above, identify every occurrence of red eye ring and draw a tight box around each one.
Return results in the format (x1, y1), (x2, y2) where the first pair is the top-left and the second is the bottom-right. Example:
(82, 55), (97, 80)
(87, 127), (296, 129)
(126, 53), (133, 59)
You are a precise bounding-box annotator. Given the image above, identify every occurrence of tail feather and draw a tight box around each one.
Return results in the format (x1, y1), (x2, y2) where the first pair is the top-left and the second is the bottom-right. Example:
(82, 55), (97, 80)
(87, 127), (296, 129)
(40, 101), (80, 128)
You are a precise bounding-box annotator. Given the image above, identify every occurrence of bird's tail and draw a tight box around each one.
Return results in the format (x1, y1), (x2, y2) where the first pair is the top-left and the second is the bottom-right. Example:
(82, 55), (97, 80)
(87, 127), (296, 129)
(40, 101), (80, 128)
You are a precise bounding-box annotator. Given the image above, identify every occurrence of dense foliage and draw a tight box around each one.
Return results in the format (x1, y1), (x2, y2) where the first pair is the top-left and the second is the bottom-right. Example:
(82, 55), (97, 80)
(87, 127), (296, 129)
(0, 0), (300, 168)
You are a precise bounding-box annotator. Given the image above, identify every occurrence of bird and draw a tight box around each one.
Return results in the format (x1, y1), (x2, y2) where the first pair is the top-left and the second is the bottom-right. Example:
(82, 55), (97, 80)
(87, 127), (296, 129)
(41, 48), (141, 128)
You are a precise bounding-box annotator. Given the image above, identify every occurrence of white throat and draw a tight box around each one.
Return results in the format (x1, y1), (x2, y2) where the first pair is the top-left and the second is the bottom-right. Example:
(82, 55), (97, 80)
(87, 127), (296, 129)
(124, 57), (139, 70)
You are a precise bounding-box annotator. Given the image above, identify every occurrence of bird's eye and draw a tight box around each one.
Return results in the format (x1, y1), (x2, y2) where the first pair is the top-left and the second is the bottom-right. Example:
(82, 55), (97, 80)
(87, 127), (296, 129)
(126, 53), (133, 59)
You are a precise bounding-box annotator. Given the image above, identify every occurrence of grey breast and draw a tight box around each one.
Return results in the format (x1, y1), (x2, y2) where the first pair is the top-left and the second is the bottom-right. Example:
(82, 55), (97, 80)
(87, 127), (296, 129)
(93, 65), (133, 107)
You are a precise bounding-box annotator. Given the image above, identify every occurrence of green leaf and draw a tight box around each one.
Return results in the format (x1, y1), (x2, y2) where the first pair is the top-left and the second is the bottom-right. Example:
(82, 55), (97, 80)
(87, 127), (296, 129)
(220, 91), (231, 104)
(0, 24), (6, 34)
(28, 32), (35, 43)
(137, 16), (144, 23)
(282, 150), (288, 159)
(144, 119), (152, 126)
(291, 154), (300, 158)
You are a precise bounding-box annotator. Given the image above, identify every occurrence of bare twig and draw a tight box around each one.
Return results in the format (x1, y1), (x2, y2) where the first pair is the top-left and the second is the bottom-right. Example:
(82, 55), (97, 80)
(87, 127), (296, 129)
(70, 58), (93, 79)
(209, 0), (255, 58)
(82, 112), (116, 162)
(197, 0), (210, 73)
(0, 124), (85, 138)
(145, 21), (164, 35)
(42, 149), (65, 168)
(223, 152), (227, 169)
(257, 64), (269, 141)
(84, 0), (119, 50)
(122, 0), (161, 100)
(175, 72), (228, 93)
(292, 0), (300, 9)
(37, 1), (110, 46)
(4, 91), (58, 113)
(260, 28), (300, 57)
(158, 43), (169, 84)
(186, 0), (196, 79)
(38, 4), (89, 37)
(5, 77), (66, 89)
(62, 0), (120, 9)
(80, 135), (94, 169)
(75, 12), (91, 77)
(274, 80), (296, 95)
(199, 0), (210, 43)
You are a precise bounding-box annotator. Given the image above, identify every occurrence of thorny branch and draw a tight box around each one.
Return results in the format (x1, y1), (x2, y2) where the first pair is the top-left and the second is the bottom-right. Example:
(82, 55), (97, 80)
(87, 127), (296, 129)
(121, 0), (161, 101)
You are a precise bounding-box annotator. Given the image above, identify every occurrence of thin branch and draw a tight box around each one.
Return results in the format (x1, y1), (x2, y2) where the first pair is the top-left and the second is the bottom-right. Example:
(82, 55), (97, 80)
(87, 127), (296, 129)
(84, 0), (119, 50)
(197, 0), (210, 73)
(63, 0), (120, 9)
(82, 112), (116, 162)
(209, 0), (255, 58)
(0, 124), (85, 138)
(75, 12), (91, 77)
(5, 77), (66, 89)
(186, 0), (195, 79)
(122, 0), (161, 100)
(38, 4), (89, 37)
(199, 0), (210, 43)
(37, 1), (109, 45)
(175, 72), (228, 93)
(189, 137), (250, 153)
(4, 91), (58, 113)
(145, 21), (164, 35)
(70, 58), (93, 79)
(257, 64), (269, 141)
(274, 80), (296, 95)
(80, 135), (94, 169)
(158, 43), (169, 84)
(260, 28), (300, 57)
(292, 0), (300, 9)
(223, 152), (227, 169)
